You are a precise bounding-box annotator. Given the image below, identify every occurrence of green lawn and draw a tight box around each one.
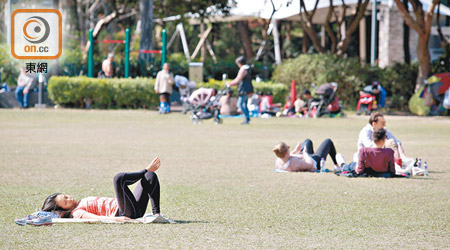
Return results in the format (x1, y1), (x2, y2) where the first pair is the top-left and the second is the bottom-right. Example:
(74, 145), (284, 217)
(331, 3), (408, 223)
(1, 109), (449, 249)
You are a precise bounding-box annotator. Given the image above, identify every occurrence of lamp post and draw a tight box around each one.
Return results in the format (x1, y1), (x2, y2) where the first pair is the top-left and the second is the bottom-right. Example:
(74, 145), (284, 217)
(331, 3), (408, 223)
(370, 0), (378, 66)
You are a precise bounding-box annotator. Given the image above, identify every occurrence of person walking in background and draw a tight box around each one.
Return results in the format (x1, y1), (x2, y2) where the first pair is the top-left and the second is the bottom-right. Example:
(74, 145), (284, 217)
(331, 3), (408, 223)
(102, 53), (114, 78)
(154, 63), (174, 114)
(15, 67), (35, 109)
(226, 56), (253, 125)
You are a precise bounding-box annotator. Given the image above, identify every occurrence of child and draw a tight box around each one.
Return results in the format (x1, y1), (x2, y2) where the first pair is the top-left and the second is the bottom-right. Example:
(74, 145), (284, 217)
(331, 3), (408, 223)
(294, 94), (306, 116)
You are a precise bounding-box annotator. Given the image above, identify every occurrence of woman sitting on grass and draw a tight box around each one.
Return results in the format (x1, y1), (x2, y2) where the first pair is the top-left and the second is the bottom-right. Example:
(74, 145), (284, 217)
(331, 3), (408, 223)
(273, 139), (340, 172)
(41, 157), (162, 222)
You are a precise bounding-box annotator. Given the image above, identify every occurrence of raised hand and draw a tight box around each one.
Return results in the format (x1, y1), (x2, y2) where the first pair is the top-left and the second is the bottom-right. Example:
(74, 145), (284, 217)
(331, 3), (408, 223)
(293, 142), (302, 154)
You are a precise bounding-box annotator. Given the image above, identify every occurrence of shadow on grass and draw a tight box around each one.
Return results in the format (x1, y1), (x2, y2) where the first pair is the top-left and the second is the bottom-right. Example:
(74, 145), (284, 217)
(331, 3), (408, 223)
(429, 171), (445, 174)
(174, 220), (209, 224)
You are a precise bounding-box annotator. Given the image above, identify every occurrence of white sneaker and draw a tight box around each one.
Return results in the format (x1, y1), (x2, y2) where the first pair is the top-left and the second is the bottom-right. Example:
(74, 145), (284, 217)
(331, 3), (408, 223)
(336, 153), (346, 168)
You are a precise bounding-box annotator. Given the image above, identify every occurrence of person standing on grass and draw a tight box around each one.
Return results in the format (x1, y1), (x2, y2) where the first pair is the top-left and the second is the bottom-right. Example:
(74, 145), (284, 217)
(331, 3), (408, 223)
(273, 138), (341, 172)
(41, 157), (162, 221)
(154, 63), (175, 114)
(226, 56), (253, 125)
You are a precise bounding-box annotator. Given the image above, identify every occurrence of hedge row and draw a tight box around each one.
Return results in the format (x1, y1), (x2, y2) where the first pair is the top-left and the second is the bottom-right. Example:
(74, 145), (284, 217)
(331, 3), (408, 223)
(48, 77), (158, 109)
(48, 76), (288, 109)
(197, 79), (288, 104)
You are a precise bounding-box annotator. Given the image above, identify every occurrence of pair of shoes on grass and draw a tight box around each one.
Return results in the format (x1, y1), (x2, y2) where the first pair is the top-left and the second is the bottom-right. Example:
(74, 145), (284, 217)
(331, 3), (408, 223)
(15, 215), (52, 226)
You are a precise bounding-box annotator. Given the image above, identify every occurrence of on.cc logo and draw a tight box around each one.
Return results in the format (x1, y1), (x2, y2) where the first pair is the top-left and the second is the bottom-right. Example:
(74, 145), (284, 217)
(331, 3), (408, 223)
(23, 16), (51, 44)
(11, 9), (62, 60)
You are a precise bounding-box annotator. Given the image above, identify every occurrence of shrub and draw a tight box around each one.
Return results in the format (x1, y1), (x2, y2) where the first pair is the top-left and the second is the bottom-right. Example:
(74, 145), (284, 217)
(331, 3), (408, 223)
(48, 76), (157, 109)
(272, 53), (418, 110)
(0, 44), (20, 86)
(272, 53), (372, 106)
(48, 76), (287, 109)
(381, 62), (418, 110)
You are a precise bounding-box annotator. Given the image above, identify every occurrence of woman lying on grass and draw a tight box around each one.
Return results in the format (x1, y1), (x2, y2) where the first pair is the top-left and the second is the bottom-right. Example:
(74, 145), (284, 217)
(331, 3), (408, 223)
(273, 139), (340, 172)
(41, 157), (162, 222)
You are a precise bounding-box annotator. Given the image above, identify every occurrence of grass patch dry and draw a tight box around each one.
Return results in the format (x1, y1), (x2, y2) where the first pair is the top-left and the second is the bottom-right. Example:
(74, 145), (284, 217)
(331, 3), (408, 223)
(1, 109), (449, 249)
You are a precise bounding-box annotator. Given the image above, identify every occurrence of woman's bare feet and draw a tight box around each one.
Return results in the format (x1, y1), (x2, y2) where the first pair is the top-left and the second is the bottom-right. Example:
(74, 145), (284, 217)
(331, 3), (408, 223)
(146, 157), (161, 172)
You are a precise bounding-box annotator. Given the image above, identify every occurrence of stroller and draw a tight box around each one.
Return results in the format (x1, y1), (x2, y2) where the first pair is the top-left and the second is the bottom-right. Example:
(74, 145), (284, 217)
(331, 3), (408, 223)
(307, 82), (344, 118)
(190, 86), (228, 124)
(356, 81), (386, 115)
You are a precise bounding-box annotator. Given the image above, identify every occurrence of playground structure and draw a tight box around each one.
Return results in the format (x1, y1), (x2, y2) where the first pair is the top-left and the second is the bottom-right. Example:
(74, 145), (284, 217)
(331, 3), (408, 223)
(87, 28), (167, 78)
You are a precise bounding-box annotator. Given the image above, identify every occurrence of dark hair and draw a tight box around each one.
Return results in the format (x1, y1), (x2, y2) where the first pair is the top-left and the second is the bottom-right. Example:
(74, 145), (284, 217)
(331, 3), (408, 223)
(42, 193), (73, 218)
(372, 128), (386, 142)
(235, 56), (246, 65)
(257, 90), (263, 95)
(369, 112), (384, 124)
(212, 88), (218, 95)
(303, 90), (311, 95)
(227, 88), (234, 95)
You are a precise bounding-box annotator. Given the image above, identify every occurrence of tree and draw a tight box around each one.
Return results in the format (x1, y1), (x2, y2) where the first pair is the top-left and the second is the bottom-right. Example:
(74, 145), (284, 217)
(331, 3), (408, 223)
(139, 0), (153, 64)
(153, 0), (232, 61)
(393, 0), (439, 92)
(77, 1), (138, 60)
(237, 21), (254, 59)
(296, 0), (369, 55)
(436, 1), (450, 45)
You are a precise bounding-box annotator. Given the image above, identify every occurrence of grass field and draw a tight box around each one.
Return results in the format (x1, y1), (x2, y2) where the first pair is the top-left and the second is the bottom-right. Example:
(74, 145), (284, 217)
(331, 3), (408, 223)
(1, 109), (449, 249)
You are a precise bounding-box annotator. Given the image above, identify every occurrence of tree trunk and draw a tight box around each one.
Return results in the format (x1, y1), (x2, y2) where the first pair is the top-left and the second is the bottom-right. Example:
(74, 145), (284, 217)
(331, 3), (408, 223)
(76, 0), (86, 48)
(336, 0), (370, 55)
(299, 0), (326, 53)
(302, 33), (308, 53)
(416, 34), (431, 91)
(394, 0), (438, 93)
(324, 0), (337, 54)
(139, 0), (153, 64)
(402, 0), (410, 64)
(237, 21), (254, 59)
(437, 3), (450, 45)
(200, 23), (206, 62)
(300, 21), (326, 53)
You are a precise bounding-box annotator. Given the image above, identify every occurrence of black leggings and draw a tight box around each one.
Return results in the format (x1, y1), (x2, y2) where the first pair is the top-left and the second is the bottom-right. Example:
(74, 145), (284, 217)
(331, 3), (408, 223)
(113, 170), (160, 219)
(301, 138), (338, 169)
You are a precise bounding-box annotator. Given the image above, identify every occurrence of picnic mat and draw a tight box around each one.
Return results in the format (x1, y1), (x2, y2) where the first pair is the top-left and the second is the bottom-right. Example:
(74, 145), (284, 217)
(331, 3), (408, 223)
(52, 214), (176, 224)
